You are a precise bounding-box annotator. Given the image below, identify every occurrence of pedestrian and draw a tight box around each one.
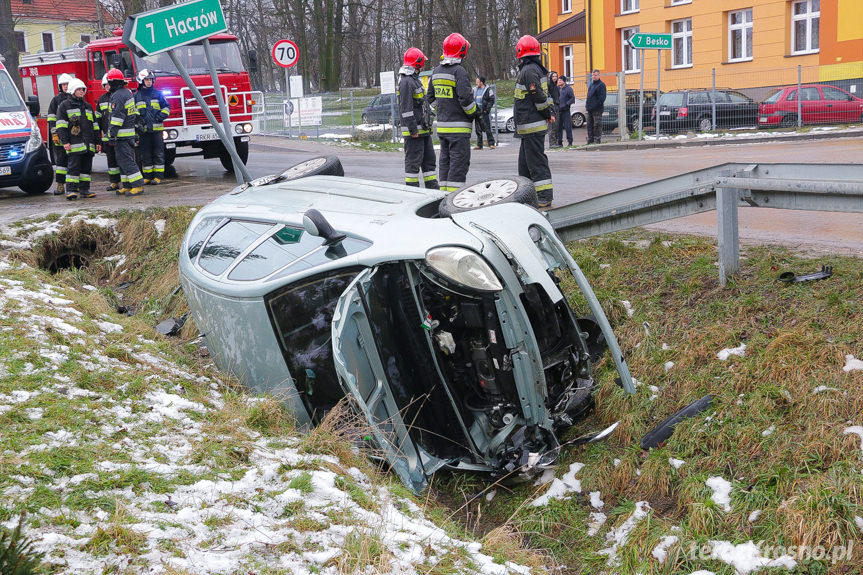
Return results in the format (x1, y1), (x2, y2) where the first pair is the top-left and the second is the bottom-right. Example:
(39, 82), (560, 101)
(55, 78), (100, 200)
(547, 70), (560, 148)
(96, 73), (122, 192)
(106, 68), (144, 196)
(47, 73), (73, 195)
(427, 32), (479, 192)
(397, 47), (438, 189)
(134, 69), (170, 185)
(585, 69), (606, 144)
(513, 35), (554, 208)
(557, 76), (574, 147)
(473, 76), (495, 150)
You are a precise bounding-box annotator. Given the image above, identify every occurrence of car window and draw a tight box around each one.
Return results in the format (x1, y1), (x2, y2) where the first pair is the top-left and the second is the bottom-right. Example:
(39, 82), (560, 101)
(228, 225), (325, 281)
(689, 92), (710, 104)
(786, 89), (798, 101)
(369, 96), (380, 106)
(800, 87), (820, 101)
(763, 89), (783, 104)
(606, 93), (618, 105)
(658, 93), (685, 107)
(187, 217), (224, 260)
(821, 86), (851, 101)
(712, 91), (731, 103)
(198, 220), (275, 276)
(727, 92), (751, 104)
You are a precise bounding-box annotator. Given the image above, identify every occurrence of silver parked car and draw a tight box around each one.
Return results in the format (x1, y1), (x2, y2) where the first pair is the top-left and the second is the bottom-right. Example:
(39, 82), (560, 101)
(179, 157), (634, 491)
(492, 99), (587, 133)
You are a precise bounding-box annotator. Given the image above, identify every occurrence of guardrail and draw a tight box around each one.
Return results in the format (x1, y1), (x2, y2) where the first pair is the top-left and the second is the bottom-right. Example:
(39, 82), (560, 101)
(546, 163), (863, 285)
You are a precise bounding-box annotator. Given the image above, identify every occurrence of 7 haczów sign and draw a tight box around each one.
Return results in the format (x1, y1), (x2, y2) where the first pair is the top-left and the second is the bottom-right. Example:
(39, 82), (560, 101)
(123, 0), (228, 56)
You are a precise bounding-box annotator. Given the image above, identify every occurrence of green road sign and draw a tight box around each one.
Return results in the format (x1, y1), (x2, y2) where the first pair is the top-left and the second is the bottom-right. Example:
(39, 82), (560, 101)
(627, 33), (672, 50)
(123, 0), (228, 56)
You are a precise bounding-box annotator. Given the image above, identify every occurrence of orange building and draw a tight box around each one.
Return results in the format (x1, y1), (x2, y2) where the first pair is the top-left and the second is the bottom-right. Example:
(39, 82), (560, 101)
(537, 0), (863, 94)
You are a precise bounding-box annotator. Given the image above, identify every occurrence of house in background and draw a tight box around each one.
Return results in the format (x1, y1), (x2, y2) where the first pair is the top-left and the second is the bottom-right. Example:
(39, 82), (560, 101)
(9, 0), (114, 56)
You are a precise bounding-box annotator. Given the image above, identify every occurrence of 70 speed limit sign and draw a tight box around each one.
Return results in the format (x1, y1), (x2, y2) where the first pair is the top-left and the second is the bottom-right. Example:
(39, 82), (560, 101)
(272, 39), (299, 68)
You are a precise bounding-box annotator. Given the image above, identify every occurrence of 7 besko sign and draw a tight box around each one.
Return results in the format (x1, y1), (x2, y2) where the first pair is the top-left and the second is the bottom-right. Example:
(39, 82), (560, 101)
(123, 0), (228, 56)
(627, 33), (672, 50)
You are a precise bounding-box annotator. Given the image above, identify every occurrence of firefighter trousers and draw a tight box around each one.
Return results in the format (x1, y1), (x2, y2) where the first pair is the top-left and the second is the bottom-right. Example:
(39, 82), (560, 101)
(139, 132), (165, 180)
(518, 133), (553, 204)
(438, 136), (470, 192)
(403, 136), (438, 188)
(53, 144), (67, 184)
(65, 153), (93, 193)
(104, 142), (121, 185)
(115, 139), (144, 189)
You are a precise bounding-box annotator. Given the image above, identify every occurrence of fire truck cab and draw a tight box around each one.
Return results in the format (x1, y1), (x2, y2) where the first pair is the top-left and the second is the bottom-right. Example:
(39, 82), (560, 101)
(19, 30), (262, 173)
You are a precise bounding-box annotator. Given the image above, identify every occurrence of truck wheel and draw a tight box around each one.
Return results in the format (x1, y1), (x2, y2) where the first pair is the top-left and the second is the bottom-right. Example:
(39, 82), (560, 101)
(439, 177), (537, 216)
(220, 139), (249, 172)
(572, 113), (585, 128)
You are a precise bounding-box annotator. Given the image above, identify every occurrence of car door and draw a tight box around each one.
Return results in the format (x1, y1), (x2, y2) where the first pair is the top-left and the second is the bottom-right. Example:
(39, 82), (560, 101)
(798, 86), (823, 123)
(820, 86), (860, 123)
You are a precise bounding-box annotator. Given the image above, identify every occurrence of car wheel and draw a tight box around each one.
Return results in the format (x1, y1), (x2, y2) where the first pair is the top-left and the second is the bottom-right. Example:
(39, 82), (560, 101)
(572, 113), (585, 128)
(697, 116), (713, 132)
(361, 113), (369, 124)
(20, 179), (53, 195)
(628, 114), (643, 132)
(779, 116), (796, 128)
(277, 155), (344, 180)
(220, 139), (250, 172)
(439, 177), (537, 216)
(505, 117), (515, 133)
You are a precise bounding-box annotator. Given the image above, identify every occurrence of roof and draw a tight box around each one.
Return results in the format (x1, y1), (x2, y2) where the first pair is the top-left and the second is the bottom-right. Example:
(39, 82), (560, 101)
(12, 0), (115, 24)
(537, 11), (586, 44)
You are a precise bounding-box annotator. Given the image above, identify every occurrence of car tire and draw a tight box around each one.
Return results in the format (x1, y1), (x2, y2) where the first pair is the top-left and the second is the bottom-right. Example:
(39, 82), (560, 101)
(779, 116), (796, 128)
(505, 117), (515, 133)
(220, 139), (250, 172)
(572, 113), (585, 128)
(697, 116), (713, 132)
(439, 177), (537, 216)
(361, 113), (369, 124)
(20, 179), (53, 195)
(277, 155), (345, 180)
(628, 114), (643, 132)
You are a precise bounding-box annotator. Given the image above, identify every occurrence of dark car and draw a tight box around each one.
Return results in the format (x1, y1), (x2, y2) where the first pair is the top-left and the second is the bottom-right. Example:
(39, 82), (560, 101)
(758, 84), (863, 128)
(601, 90), (659, 134)
(653, 89), (759, 133)
(362, 93), (399, 125)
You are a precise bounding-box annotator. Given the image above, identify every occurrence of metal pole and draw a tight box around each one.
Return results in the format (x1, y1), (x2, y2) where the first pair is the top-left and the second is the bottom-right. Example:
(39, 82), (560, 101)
(286, 67), (292, 137)
(716, 186), (740, 286)
(639, 59), (644, 141)
(617, 71), (626, 140)
(203, 39), (242, 185)
(711, 67), (717, 131)
(167, 50), (251, 183)
(492, 83), (498, 143)
(797, 65), (802, 127)
(656, 50), (661, 136)
(350, 89), (355, 137)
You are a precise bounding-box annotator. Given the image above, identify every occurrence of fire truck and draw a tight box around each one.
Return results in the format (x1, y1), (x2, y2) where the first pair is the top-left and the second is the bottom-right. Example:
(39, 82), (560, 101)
(18, 29), (262, 174)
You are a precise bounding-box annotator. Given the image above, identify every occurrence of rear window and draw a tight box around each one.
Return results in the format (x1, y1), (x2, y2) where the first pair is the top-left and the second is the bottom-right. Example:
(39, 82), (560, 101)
(658, 93), (685, 107)
(605, 93), (618, 105)
(198, 220), (275, 276)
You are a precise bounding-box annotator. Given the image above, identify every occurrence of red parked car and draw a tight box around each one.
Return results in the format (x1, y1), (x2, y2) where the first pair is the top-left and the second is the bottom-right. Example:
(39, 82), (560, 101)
(758, 84), (863, 128)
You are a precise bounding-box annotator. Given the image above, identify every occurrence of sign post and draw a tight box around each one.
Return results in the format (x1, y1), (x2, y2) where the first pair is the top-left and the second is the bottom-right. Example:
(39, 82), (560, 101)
(627, 32), (671, 140)
(272, 39), (299, 137)
(123, 0), (251, 183)
(380, 71), (396, 141)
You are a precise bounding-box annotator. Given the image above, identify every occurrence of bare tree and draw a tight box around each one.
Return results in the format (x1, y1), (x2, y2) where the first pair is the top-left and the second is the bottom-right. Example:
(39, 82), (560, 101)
(0, 0), (23, 93)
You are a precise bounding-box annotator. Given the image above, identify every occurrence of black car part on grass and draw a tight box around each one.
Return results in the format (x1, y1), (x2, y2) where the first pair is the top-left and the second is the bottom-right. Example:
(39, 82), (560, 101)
(640, 394), (713, 450)
(778, 265), (833, 284)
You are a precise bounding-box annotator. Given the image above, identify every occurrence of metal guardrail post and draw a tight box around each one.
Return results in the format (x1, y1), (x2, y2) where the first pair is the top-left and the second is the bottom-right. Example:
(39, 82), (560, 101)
(716, 185), (740, 286)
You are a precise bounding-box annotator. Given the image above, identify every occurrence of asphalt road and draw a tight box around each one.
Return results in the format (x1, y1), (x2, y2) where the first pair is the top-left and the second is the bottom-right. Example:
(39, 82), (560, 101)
(1, 133), (861, 253)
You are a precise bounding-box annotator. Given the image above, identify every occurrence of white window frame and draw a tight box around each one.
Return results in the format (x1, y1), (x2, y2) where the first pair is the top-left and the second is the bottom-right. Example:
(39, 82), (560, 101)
(622, 27), (640, 73)
(671, 18), (693, 68)
(41, 31), (54, 53)
(670, 0), (692, 5)
(791, 0), (819, 54)
(728, 8), (753, 62)
(621, 0), (639, 15)
(561, 0), (572, 14)
(14, 30), (27, 53)
(562, 45), (574, 79)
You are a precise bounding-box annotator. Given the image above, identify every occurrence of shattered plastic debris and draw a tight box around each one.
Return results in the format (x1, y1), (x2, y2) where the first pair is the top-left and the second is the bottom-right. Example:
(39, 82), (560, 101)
(717, 343), (747, 360)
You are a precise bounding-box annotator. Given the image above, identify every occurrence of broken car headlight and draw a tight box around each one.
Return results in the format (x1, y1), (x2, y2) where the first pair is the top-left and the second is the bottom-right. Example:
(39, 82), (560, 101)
(425, 247), (503, 292)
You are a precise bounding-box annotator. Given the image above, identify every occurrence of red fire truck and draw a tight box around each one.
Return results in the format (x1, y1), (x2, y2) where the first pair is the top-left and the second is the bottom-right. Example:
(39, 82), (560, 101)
(18, 29), (262, 173)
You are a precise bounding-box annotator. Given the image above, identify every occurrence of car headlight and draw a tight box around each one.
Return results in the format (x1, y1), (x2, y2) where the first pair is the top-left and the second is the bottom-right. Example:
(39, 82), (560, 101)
(425, 247), (502, 292)
(25, 124), (42, 153)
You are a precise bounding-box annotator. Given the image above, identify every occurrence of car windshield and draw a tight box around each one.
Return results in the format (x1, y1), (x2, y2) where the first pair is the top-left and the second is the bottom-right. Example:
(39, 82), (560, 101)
(762, 89), (783, 104)
(134, 40), (245, 76)
(0, 71), (25, 113)
(658, 93), (685, 107)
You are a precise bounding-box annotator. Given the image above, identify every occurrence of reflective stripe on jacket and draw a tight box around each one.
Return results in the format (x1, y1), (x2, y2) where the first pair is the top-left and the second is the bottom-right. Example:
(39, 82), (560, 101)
(514, 57), (552, 137)
(56, 97), (100, 154)
(397, 69), (429, 137)
(427, 62), (477, 137)
(134, 85), (171, 131)
(109, 87), (139, 139)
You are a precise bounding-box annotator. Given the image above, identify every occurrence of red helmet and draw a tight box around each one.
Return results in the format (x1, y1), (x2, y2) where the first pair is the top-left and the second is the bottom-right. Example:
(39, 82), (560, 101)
(403, 47), (426, 69)
(106, 68), (126, 83)
(516, 35), (542, 59)
(442, 33), (470, 59)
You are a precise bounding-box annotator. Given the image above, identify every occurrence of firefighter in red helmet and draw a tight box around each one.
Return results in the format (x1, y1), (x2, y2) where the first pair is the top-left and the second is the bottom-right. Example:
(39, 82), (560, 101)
(514, 35), (555, 208)
(427, 33), (479, 192)
(398, 48), (438, 188)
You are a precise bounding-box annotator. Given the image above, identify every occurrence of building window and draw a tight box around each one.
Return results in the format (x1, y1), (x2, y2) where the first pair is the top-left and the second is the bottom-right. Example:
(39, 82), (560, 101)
(671, 18), (692, 68)
(80, 34), (91, 44)
(621, 0), (638, 14)
(562, 45), (573, 79)
(670, 0), (691, 5)
(791, 0), (819, 54)
(15, 31), (27, 53)
(562, 0), (572, 14)
(728, 8), (753, 61)
(42, 32), (54, 53)
(622, 27), (640, 72)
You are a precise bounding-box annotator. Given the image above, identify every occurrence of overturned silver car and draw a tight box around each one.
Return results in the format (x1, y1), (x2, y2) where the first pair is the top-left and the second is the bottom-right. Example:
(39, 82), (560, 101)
(179, 157), (634, 491)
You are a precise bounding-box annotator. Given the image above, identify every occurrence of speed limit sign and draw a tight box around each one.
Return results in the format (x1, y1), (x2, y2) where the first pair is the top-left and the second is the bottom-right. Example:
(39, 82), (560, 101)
(272, 39), (299, 68)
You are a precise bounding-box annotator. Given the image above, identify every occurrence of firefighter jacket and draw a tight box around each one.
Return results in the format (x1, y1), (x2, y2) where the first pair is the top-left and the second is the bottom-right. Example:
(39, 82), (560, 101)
(109, 86), (139, 140)
(397, 66), (430, 138)
(97, 90), (114, 143)
(134, 85), (170, 132)
(47, 92), (70, 136)
(427, 60), (478, 137)
(514, 56), (553, 137)
(55, 96), (100, 155)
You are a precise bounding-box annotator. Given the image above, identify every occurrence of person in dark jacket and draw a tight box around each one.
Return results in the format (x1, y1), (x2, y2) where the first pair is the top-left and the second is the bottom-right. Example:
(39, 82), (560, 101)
(427, 32), (479, 192)
(397, 47), (438, 189)
(97, 73), (122, 192)
(585, 69), (606, 144)
(513, 35), (554, 208)
(134, 69), (171, 184)
(547, 71), (560, 148)
(55, 78), (100, 200)
(47, 73), (72, 195)
(556, 76), (575, 147)
(473, 76), (495, 150)
(106, 68), (144, 195)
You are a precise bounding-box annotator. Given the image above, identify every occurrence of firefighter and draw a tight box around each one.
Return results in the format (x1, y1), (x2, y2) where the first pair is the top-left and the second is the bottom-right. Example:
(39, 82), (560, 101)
(106, 68), (144, 195)
(427, 33), (478, 192)
(97, 73), (121, 191)
(397, 48), (438, 189)
(55, 78), (100, 200)
(514, 35), (555, 208)
(134, 69), (170, 184)
(47, 73), (73, 195)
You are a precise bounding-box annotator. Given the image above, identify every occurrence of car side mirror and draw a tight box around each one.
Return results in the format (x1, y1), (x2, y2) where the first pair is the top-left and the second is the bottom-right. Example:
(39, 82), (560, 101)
(303, 209), (346, 246)
(247, 49), (258, 73)
(26, 95), (40, 117)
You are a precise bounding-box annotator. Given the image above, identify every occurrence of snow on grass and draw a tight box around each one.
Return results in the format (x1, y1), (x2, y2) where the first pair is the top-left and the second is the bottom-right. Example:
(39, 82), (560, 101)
(843, 426), (863, 455)
(153, 219), (166, 237)
(652, 535), (679, 564)
(664, 361), (675, 372)
(597, 501), (651, 565)
(717, 343), (747, 361)
(669, 458), (685, 470)
(620, 300), (635, 317)
(813, 385), (838, 394)
(761, 425), (775, 437)
(589, 491), (604, 509)
(748, 510), (762, 523)
(706, 540), (796, 574)
(530, 463), (584, 507)
(843, 355), (863, 372)
(706, 476), (733, 512)
(856, 516), (863, 530)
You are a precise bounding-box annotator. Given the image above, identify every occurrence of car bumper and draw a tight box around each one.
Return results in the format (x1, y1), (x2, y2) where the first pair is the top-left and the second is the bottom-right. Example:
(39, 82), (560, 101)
(0, 143), (52, 190)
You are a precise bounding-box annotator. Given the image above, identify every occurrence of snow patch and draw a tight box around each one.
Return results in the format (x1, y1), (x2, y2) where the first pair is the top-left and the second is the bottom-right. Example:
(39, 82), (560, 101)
(748, 510), (762, 523)
(707, 540), (796, 574)
(153, 219), (166, 237)
(812, 386), (838, 394)
(652, 535), (679, 564)
(761, 425), (775, 437)
(597, 501), (651, 565)
(664, 361), (675, 372)
(669, 458), (685, 470)
(620, 300), (635, 317)
(717, 343), (747, 360)
(530, 462), (584, 507)
(706, 476), (733, 512)
(843, 426), (863, 455)
(843, 355), (863, 372)
(589, 491), (604, 509)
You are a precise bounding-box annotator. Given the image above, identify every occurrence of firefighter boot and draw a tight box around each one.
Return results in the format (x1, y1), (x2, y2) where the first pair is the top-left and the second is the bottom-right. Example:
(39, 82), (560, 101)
(149, 178), (161, 185)
(127, 186), (144, 196)
(106, 183), (120, 192)
(53, 182), (65, 196)
(80, 187), (96, 199)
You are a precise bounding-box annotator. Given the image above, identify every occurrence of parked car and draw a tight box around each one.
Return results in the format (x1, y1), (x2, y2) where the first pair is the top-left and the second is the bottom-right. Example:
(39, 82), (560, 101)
(492, 97), (587, 133)
(758, 84), (863, 128)
(362, 93), (399, 125)
(179, 156), (635, 492)
(653, 89), (759, 132)
(601, 90), (659, 134)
